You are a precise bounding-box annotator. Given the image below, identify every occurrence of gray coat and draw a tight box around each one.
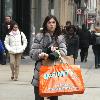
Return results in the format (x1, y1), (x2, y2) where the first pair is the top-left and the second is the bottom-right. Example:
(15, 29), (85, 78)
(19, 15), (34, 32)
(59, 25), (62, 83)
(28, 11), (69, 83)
(30, 33), (67, 86)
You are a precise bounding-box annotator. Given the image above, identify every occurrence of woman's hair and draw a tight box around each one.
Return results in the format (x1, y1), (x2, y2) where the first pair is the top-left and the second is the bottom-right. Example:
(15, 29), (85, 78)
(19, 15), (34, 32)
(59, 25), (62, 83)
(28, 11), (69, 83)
(66, 21), (71, 26)
(42, 15), (61, 37)
(7, 22), (19, 34)
(10, 23), (19, 30)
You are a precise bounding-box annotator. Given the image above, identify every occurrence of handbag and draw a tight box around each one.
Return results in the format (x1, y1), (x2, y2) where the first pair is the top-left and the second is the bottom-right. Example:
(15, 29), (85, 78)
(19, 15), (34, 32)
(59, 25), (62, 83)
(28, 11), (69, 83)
(42, 55), (74, 66)
(39, 60), (85, 97)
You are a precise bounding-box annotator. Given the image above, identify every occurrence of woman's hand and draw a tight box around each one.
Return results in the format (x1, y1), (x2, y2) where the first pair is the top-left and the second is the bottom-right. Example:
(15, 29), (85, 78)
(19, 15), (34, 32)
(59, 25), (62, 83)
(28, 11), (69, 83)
(51, 46), (58, 52)
(39, 52), (49, 59)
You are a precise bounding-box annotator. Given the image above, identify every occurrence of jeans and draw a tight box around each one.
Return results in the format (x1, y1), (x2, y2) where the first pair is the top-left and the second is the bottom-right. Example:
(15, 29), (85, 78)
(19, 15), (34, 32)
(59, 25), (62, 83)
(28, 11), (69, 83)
(34, 86), (58, 100)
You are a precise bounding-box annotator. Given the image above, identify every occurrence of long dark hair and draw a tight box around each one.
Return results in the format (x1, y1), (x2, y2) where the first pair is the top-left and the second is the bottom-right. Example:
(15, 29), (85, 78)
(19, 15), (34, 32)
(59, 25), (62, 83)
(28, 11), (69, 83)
(11, 23), (20, 30)
(7, 23), (19, 35)
(42, 15), (61, 38)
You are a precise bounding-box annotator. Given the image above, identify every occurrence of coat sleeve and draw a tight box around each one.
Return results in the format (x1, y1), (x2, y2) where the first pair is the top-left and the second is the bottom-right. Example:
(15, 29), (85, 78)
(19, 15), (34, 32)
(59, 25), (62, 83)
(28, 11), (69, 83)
(4, 35), (12, 52)
(57, 35), (67, 56)
(21, 32), (27, 50)
(73, 35), (79, 58)
(29, 33), (43, 61)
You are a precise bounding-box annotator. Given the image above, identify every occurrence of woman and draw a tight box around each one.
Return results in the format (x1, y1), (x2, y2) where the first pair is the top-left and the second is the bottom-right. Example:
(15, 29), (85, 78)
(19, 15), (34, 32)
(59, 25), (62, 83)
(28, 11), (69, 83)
(64, 25), (79, 64)
(30, 15), (67, 100)
(4, 23), (27, 81)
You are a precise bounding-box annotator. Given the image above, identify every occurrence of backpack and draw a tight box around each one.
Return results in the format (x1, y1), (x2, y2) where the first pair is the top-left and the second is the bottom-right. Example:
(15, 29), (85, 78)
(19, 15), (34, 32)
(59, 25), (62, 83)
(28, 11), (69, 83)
(95, 36), (100, 45)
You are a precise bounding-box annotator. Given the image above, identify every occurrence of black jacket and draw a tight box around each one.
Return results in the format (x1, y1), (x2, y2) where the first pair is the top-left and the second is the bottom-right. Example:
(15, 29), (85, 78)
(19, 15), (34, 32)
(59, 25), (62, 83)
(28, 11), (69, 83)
(1, 20), (16, 41)
(66, 34), (79, 59)
(78, 30), (91, 48)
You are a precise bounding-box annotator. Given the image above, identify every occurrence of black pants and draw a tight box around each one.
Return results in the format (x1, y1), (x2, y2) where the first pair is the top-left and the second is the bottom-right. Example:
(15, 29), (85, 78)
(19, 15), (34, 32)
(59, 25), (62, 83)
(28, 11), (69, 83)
(34, 86), (58, 100)
(95, 55), (100, 67)
(0, 53), (6, 65)
(92, 45), (100, 67)
(80, 47), (88, 62)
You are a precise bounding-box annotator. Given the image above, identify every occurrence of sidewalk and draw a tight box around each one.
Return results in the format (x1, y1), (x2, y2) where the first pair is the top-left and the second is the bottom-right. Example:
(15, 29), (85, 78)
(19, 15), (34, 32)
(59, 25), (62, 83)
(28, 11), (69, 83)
(0, 54), (100, 100)
(0, 56), (34, 100)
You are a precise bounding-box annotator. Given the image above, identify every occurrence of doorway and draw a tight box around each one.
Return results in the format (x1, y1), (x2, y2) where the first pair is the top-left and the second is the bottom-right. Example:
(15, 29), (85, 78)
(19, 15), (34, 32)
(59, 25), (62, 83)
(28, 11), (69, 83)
(13, 0), (31, 55)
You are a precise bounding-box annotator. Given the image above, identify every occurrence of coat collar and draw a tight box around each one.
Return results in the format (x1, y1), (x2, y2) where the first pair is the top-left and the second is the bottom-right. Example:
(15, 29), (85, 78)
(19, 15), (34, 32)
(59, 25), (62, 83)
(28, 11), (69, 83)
(9, 30), (20, 36)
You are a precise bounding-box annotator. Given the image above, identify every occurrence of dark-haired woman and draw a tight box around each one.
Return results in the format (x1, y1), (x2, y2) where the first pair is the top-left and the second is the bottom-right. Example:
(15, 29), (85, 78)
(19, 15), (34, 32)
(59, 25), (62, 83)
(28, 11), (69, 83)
(4, 23), (27, 81)
(30, 15), (67, 100)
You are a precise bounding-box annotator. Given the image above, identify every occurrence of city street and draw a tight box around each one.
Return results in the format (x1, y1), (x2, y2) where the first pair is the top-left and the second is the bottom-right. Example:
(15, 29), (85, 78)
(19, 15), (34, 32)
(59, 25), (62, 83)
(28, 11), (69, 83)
(0, 46), (100, 100)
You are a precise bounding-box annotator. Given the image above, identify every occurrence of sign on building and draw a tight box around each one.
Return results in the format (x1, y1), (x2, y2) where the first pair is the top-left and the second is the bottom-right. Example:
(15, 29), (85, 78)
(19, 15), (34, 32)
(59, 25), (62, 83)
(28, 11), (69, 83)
(76, 9), (82, 15)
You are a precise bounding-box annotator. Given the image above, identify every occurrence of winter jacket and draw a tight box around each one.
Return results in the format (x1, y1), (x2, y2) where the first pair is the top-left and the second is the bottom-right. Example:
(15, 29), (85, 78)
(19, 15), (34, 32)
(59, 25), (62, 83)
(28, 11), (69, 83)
(91, 33), (100, 45)
(30, 33), (67, 86)
(65, 35), (79, 59)
(4, 30), (27, 54)
(78, 30), (91, 48)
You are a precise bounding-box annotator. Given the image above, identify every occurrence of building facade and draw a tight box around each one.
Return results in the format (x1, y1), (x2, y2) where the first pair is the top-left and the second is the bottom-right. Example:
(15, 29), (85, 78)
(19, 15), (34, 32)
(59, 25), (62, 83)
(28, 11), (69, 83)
(0, 0), (31, 54)
(96, 0), (100, 22)
(86, 0), (96, 27)
(0, 0), (88, 54)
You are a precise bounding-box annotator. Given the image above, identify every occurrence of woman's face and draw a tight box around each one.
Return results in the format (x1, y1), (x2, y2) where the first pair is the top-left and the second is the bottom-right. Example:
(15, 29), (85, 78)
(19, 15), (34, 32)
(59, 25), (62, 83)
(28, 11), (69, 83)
(47, 18), (56, 33)
(13, 25), (18, 31)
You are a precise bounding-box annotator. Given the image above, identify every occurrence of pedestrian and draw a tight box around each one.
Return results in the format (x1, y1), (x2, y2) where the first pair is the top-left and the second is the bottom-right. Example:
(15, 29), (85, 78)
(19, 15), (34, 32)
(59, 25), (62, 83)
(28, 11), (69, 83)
(2, 16), (16, 63)
(78, 24), (91, 62)
(4, 23), (27, 81)
(64, 25), (79, 64)
(90, 22), (100, 68)
(63, 21), (72, 36)
(30, 15), (67, 100)
(91, 32), (100, 68)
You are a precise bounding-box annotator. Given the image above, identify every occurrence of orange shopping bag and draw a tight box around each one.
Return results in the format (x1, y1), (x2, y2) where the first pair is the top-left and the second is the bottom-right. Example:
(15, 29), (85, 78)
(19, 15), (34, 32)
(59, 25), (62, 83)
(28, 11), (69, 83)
(39, 64), (85, 97)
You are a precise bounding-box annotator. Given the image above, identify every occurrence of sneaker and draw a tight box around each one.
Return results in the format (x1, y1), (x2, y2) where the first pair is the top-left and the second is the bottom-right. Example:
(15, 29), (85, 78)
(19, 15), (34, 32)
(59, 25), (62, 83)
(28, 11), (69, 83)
(13, 78), (18, 81)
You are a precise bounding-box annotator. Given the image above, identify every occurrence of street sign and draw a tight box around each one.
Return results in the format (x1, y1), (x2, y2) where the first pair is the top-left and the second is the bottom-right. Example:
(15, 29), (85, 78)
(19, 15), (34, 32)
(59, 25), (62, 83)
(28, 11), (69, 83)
(76, 9), (82, 15)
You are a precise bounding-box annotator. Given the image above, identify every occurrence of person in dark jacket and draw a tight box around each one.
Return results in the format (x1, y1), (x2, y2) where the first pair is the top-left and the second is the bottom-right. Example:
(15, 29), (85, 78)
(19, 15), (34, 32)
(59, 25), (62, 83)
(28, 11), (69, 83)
(78, 24), (91, 62)
(1, 16), (16, 63)
(91, 32), (100, 68)
(64, 25), (79, 64)
(30, 15), (67, 100)
(2, 16), (16, 42)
